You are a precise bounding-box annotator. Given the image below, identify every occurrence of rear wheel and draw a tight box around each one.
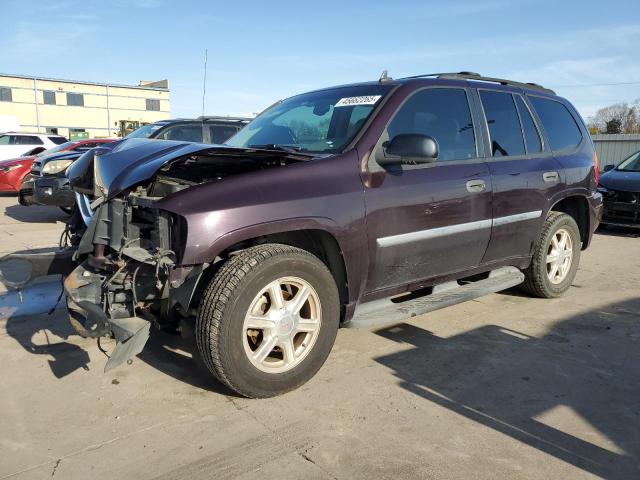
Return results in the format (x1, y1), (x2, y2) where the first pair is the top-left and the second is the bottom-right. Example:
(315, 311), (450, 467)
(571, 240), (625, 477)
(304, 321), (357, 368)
(196, 244), (340, 398)
(522, 212), (581, 298)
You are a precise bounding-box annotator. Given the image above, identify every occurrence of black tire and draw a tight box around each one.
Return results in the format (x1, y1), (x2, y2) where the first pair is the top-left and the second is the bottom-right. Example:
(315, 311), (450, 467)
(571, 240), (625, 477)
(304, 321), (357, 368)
(196, 244), (340, 398)
(521, 212), (581, 298)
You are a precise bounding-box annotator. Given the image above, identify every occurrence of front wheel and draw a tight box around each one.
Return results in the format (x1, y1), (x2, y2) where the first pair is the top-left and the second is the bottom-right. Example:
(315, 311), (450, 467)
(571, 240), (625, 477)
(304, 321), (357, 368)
(196, 244), (340, 398)
(522, 212), (581, 298)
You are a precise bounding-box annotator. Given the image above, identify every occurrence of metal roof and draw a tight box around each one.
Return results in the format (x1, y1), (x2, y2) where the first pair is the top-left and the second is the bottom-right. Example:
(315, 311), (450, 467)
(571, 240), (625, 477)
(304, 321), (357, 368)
(0, 72), (169, 91)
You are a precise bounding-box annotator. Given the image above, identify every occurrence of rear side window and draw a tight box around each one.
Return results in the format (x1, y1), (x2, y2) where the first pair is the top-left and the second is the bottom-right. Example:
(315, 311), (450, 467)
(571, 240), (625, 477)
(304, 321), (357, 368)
(49, 136), (67, 145)
(158, 124), (203, 142)
(515, 96), (542, 153)
(387, 87), (476, 162)
(16, 135), (43, 145)
(480, 91), (525, 157)
(209, 125), (239, 144)
(529, 97), (582, 151)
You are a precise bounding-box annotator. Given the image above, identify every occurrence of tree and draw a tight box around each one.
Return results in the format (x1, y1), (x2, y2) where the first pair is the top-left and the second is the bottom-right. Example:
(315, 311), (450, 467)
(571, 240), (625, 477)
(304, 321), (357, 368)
(588, 101), (640, 134)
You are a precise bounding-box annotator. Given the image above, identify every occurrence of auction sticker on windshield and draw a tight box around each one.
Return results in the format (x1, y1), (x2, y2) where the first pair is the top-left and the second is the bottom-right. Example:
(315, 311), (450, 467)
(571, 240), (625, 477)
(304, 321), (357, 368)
(335, 95), (382, 107)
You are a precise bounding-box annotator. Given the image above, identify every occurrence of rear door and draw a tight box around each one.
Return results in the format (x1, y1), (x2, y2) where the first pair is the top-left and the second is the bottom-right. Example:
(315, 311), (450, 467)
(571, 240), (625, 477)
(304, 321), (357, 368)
(363, 86), (492, 293)
(478, 90), (565, 262)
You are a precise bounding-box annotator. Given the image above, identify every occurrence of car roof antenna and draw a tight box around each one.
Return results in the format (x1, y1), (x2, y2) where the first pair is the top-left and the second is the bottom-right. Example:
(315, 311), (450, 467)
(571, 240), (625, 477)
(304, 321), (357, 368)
(379, 70), (392, 83)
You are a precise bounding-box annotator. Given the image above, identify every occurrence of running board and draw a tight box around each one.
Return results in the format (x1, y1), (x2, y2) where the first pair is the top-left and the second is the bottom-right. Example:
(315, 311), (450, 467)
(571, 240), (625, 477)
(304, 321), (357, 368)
(346, 267), (524, 330)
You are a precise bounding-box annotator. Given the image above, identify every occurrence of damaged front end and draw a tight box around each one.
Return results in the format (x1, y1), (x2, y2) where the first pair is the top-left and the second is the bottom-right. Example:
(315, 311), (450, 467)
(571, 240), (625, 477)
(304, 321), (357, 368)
(63, 138), (309, 371)
(64, 195), (188, 371)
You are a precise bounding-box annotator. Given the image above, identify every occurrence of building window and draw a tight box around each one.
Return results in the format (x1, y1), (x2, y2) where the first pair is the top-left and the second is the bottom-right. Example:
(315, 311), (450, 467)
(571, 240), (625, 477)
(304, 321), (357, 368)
(67, 92), (84, 106)
(43, 91), (56, 105)
(46, 127), (59, 135)
(146, 98), (160, 111)
(0, 87), (12, 102)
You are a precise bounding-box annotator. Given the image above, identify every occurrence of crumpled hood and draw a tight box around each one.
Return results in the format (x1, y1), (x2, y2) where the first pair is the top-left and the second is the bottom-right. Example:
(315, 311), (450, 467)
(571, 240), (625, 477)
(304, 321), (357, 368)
(69, 138), (311, 200)
(599, 168), (640, 193)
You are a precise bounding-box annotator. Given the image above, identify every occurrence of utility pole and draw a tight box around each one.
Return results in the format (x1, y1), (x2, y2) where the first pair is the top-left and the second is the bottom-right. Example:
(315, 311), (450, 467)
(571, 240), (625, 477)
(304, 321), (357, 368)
(201, 49), (208, 116)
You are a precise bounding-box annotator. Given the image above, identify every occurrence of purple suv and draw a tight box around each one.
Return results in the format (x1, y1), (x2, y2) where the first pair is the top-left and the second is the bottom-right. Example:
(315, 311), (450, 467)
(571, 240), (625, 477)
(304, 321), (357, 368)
(63, 72), (602, 397)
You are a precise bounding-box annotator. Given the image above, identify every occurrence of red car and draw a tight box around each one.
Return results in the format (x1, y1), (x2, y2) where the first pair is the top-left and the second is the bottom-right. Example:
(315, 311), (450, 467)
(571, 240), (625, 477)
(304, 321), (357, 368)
(0, 139), (115, 193)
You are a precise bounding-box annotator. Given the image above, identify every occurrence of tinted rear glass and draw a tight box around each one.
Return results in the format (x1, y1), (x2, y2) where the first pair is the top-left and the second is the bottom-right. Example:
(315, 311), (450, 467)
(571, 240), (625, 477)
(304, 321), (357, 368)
(480, 91), (525, 157)
(529, 97), (582, 151)
(48, 136), (67, 145)
(515, 96), (542, 153)
(210, 125), (239, 144)
(157, 124), (203, 142)
(16, 136), (43, 145)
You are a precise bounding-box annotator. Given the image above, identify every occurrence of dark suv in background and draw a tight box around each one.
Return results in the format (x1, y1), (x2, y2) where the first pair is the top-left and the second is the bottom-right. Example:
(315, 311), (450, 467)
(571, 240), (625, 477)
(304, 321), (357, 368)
(62, 72), (602, 398)
(125, 116), (251, 143)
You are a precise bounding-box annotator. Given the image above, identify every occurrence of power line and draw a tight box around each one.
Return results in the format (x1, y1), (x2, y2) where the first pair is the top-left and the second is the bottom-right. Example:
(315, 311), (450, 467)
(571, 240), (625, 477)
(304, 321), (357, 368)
(550, 80), (640, 88)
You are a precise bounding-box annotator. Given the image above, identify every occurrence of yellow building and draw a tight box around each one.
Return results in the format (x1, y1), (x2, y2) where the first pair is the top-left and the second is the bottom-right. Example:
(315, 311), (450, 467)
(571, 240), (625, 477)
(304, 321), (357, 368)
(0, 73), (170, 139)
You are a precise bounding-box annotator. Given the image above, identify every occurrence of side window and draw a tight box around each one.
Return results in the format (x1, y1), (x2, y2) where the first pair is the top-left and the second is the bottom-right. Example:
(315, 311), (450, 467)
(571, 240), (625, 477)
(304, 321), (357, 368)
(48, 136), (66, 145)
(209, 125), (239, 144)
(480, 91), (525, 157)
(159, 124), (203, 142)
(529, 97), (583, 151)
(387, 88), (476, 162)
(515, 96), (542, 153)
(16, 136), (43, 145)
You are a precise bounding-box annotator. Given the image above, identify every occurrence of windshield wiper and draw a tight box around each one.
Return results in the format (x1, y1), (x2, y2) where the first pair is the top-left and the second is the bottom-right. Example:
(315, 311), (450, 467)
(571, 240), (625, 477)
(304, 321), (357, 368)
(248, 143), (310, 154)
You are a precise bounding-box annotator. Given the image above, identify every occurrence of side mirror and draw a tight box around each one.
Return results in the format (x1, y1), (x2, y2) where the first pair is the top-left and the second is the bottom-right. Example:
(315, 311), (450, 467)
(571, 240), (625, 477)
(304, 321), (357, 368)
(378, 134), (438, 166)
(603, 164), (614, 172)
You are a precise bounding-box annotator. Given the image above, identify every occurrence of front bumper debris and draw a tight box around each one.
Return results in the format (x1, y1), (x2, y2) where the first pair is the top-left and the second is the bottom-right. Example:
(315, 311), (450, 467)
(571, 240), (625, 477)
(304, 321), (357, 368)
(64, 261), (151, 372)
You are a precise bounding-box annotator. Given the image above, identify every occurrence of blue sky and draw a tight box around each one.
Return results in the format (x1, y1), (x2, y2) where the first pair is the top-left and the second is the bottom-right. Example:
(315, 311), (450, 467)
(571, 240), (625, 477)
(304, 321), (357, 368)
(3, 0), (640, 120)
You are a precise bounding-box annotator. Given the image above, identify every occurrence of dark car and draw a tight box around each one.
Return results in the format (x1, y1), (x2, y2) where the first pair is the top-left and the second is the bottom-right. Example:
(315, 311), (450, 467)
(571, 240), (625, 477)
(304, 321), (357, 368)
(61, 72), (602, 398)
(19, 139), (117, 212)
(124, 116), (251, 143)
(598, 150), (640, 228)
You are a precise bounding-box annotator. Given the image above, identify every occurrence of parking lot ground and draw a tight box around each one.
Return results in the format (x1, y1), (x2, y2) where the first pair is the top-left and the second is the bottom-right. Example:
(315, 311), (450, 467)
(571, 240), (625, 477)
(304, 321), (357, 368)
(0, 194), (639, 480)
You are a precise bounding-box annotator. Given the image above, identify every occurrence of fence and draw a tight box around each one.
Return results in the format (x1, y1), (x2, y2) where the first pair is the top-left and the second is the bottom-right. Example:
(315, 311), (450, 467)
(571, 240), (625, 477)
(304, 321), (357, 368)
(591, 134), (640, 169)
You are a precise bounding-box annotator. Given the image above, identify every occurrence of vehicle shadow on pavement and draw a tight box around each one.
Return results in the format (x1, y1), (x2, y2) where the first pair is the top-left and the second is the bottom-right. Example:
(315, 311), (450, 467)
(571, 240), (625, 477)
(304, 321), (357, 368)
(373, 298), (640, 480)
(4, 203), (67, 224)
(4, 308), (91, 379)
(137, 328), (239, 396)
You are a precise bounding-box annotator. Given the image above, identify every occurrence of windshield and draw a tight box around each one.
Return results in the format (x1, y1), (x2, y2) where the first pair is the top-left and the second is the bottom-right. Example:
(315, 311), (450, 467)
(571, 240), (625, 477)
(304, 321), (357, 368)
(125, 123), (164, 139)
(226, 84), (393, 153)
(616, 151), (640, 172)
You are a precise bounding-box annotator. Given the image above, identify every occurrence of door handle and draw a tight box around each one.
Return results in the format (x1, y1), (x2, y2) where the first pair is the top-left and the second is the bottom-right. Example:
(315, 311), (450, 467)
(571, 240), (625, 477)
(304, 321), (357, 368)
(543, 171), (559, 183)
(466, 179), (486, 193)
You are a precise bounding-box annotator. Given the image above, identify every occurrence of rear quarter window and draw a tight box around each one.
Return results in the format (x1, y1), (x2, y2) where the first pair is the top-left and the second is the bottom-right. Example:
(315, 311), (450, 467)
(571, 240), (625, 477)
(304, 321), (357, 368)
(48, 136), (67, 145)
(529, 97), (582, 151)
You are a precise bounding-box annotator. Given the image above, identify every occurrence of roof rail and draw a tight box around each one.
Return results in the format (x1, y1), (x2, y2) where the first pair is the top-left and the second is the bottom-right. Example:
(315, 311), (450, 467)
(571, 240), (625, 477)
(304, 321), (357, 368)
(197, 115), (253, 122)
(400, 71), (555, 94)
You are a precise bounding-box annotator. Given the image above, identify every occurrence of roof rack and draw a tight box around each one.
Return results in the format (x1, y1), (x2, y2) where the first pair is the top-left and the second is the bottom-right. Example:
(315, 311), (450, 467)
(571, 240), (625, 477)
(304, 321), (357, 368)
(400, 71), (555, 94)
(197, 115), (252, 122)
